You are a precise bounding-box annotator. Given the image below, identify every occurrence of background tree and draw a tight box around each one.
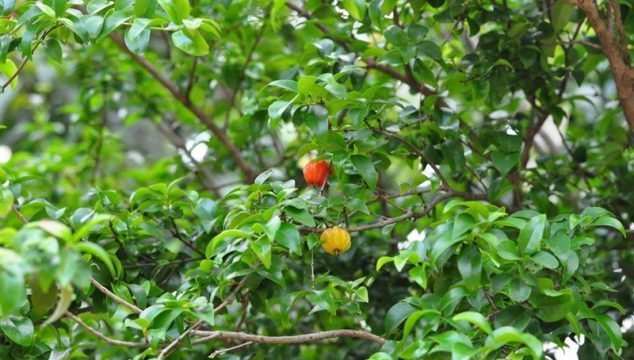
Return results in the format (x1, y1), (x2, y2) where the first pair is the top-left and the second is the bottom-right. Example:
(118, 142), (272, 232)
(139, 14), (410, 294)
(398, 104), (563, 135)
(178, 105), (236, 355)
(0, 0), (633, 359)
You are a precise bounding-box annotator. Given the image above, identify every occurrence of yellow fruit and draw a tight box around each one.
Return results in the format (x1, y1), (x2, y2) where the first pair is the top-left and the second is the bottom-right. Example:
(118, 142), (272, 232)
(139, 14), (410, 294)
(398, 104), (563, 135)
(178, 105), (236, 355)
(320, 226), (351, 255)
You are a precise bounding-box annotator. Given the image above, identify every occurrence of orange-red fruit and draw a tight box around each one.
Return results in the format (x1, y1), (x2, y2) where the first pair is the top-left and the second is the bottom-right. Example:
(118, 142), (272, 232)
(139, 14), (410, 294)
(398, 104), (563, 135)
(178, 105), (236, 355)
(303, 160), (329, 187)
(321, 226), (351, 255)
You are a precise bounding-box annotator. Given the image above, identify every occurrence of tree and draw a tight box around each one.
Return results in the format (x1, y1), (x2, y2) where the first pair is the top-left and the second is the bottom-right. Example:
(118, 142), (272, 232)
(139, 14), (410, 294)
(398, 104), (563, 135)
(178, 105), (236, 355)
(0, 0), (632, 359)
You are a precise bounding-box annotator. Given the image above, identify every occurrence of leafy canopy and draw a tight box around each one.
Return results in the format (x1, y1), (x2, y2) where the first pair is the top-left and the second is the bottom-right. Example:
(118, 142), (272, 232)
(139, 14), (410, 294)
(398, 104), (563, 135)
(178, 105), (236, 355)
(0, 0), (633, 359)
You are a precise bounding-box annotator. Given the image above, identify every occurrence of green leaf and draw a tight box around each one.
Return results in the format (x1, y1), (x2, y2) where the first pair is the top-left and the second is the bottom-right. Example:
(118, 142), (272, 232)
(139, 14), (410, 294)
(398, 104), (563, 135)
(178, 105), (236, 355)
(351, 154), (378, 190)
(384, 25), (408, 49)
(75, 241), (119, 278)
(44, 39), (63, 63)
(267, 79), (298, 92)
(0, 316), (34, 346)
(453, 311), (492, 334)
(42, 286), (74, 327)
(517, 214), (547, 255)
(486, 326), (543, 359)
(368, 352), (393, 360)
(457, 245), (481, 290)
(158, 0), (189, 24)
(268, 99), (293, 120)
(385, 301), (416, 334)
(72, 214), (114, 242)
(206, 229), (251, 258)
(0, 59), (18, 90)
(529, 291), (574, 322)
(0, 271), (25, 317)
(497, 240), (520, 261)
(452, 213), (476, 239)
(491, 151), (518, 176)
(172, 30), (209, 56)
(0, 188), (14, 217)
(250, 237), (272, 268)
(31, 220), (72, 242)
(530, 251), (559, 269)
(595, 314), (622, 351)
(194, 198), (217, 221)
(376, 256), (393, 271)
(100, 11), (130, 39)
(124, 18), (151, 54)
(134, 0), (156, 17)
(29, 274), (57, 316)
(342, 0), (365, 21)
(544, 232), (570, 261)
(275, 223), (302, 256)
(403, 309), (440, 338)
(284, 206), (316, 227)
(83, 15), (104, 39)
(417, 41), (442, 61)
(590, 215), (625, 236)
(551, 1), (575, 33)
(355, 287), (369, 302)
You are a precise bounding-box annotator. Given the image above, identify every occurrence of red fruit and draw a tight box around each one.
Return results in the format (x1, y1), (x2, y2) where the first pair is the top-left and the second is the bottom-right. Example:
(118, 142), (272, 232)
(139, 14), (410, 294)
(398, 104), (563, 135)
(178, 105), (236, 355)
(303, 160), (329, 187)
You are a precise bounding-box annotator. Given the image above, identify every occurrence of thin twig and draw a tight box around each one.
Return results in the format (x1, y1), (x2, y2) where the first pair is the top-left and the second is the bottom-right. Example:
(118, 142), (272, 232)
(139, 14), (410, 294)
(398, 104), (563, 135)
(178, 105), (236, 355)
(185, 57), (198, 100)
(65, 312), (147, 348)
(90, 278), (142, 314)
(11, 205), (28, 224)
(158, 320), (205, 359)
(107, 33), (257, 182)
(210, 341), (254, 357)
(215, 275), (250, 313)
(191, 329), (386, 346)
(169, 218), (205, 257)
(1, 25), (60, 90)
(158, 275), (251, 358)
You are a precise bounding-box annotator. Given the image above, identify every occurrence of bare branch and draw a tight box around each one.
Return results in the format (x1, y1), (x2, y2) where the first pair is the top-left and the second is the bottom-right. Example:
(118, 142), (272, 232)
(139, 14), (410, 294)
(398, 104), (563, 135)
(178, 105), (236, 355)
(108, 33), (257, 182)
(185, 57), (198, 100)
(158, 320), (205, 359)
(1, 25), (60, 90)
(192, 329), (386, 346)
(215, 275), (250, 313)
(365, 123), (450, 189)
(158, 275), (251, 358)
(65, 312), (147, 348)
(11, 205), (28, 224)
(348, 192), (453, 232)
(569, 0), (634, 131)
(90, 278), (142, 314)
(210, 341), (254, 357)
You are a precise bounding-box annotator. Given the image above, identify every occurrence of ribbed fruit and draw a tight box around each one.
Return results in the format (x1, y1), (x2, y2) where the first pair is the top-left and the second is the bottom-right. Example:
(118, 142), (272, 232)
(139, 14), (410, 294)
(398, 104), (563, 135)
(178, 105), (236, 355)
(321, 226), (351, 255)
(303, 160), (329, 187)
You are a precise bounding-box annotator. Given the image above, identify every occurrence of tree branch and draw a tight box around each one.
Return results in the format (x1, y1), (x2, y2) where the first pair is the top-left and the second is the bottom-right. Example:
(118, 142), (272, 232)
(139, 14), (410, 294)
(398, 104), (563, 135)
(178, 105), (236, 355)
(192, 329), (386, 346)
(11, 205), (28, 224)
(65, 312), (147, 348)
(1, 25), (60, 90)
(214, 275), (250, 313)
(365, 123), (450, 189)
(210, 341), (254, 357)
(157, 275), (251, 358)
(90, 278), (142, 314)
(567, 0), (634, 131)
(108, 33), (257, 182)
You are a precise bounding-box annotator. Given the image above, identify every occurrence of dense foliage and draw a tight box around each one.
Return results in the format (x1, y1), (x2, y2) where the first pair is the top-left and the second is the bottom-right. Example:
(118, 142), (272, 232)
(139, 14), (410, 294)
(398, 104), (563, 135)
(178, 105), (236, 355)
(1, 0), (633, 359)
